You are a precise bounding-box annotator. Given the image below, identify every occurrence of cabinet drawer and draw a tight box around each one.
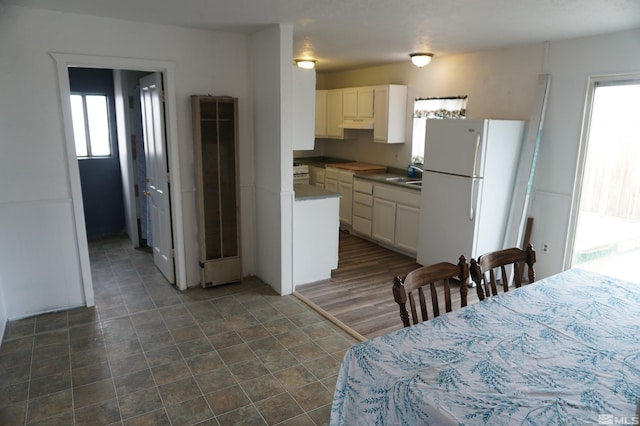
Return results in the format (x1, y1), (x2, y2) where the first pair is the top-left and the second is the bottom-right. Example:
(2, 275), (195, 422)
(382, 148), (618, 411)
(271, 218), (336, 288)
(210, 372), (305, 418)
(374, 183), (421, 207)
(353, 192), (373, 207)
(339, 169), (354, 183)
(353, 179), (373, 194)
(325, 167), (339, 180)
(353, 202), (373, 220)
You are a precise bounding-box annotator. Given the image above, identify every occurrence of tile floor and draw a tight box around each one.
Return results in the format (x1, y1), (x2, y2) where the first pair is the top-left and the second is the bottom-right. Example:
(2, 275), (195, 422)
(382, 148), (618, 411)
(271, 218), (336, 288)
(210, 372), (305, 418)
(0, 234), (358, 425)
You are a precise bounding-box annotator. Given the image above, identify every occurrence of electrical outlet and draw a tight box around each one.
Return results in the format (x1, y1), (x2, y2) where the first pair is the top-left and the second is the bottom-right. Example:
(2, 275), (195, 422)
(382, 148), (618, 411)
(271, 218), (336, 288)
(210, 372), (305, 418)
(542, 243), (550, 253)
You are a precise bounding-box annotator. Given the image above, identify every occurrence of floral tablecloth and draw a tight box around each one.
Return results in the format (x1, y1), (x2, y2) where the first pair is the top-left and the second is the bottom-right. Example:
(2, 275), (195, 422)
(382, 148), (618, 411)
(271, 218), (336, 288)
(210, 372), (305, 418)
(331, 268), (640, 425)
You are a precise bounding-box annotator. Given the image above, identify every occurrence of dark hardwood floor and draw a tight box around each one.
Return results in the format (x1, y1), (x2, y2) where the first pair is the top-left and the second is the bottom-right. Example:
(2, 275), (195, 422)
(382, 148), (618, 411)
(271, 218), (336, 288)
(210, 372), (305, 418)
(296, 231), (481, 340)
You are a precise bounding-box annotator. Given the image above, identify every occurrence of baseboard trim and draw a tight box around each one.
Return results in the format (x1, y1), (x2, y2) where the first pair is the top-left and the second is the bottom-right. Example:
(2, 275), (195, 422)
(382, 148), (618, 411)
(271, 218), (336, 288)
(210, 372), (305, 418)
(293, 292), (367, 343)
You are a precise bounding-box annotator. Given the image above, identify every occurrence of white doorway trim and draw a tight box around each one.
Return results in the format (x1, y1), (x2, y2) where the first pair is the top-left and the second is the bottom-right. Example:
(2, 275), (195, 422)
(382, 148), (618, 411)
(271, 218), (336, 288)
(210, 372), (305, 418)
(564, 72), (640, 270)
(51, 53), (187, 300)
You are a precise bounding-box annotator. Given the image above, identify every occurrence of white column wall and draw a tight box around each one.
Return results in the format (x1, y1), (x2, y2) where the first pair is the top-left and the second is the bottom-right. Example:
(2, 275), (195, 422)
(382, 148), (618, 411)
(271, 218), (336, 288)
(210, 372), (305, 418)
(250, 24), (295, 295)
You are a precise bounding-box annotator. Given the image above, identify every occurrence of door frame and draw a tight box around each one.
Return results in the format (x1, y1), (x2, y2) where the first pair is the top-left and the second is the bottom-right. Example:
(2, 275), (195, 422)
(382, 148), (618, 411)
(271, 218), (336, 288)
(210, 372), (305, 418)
(52, 53), (187, 303)
(563, 72), (640, 270)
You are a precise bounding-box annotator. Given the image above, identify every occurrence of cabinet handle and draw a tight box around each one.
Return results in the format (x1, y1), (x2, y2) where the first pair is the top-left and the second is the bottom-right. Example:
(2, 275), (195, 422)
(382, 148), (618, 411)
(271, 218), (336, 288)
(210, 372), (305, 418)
(469, 180), (475, 221)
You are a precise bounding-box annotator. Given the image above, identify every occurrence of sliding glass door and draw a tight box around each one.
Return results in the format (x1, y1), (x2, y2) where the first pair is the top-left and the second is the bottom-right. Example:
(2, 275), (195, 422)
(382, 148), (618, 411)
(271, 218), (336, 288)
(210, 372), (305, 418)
(567, 77), (640, 283)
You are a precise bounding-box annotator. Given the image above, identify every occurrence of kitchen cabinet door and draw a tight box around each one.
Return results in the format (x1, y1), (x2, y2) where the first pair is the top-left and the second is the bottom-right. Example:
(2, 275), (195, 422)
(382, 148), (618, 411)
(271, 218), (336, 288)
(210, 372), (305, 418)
(324, 178), (338, 193)
(309, 165), (325, 188)
(343, 87), (374, 120)
(373, 198), (396, 245)
(395, 204), (420, 255)
(326, 89), (344, 139)
(338, 182), (353, 226)
(315, 90), (327, 138)
(373, 85), (407, 144)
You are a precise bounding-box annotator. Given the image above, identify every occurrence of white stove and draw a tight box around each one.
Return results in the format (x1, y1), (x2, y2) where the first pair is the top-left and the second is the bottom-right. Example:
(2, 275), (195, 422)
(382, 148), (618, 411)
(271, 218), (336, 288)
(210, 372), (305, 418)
(293, 163), (310, 185)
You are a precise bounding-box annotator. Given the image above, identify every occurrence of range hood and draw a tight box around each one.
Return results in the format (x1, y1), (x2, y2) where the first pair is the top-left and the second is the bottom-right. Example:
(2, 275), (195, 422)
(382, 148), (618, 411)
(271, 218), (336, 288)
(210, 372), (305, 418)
(338, 119), (374, 129)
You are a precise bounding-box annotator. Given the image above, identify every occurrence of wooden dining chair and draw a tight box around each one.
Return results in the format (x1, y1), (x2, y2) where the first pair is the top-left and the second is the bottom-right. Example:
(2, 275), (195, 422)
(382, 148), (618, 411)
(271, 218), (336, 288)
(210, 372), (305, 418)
(392, 256), (469, 327)
(470, 243), (536, 301)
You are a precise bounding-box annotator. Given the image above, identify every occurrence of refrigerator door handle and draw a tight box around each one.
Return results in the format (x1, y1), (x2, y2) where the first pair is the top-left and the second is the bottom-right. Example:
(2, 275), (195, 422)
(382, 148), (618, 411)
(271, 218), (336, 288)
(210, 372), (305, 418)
(471, 133), (482, 177)
(469, 179), (476, 221)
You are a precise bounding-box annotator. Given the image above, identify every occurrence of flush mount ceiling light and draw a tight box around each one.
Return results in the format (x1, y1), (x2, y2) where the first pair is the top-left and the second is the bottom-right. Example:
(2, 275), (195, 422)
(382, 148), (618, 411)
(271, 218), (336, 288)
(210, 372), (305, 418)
(294, 59), (316, 69)
(409, 53), (433, 67)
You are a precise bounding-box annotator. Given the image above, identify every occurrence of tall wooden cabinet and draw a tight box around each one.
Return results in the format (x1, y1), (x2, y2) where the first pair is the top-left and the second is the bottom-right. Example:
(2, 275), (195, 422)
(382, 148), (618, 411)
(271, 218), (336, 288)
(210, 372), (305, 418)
(191, 96), (241, 287)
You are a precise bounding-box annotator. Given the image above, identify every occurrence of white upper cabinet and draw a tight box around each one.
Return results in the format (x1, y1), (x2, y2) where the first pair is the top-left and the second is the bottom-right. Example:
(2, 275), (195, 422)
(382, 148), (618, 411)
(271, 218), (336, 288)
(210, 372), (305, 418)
(315, 90), (327, 138)
(316, 84), (406, 142)
(374, 85), (407, 144)
(326, 89), (344, 139)
(343, 87), (374, 119)
(292, 67), (316, 150)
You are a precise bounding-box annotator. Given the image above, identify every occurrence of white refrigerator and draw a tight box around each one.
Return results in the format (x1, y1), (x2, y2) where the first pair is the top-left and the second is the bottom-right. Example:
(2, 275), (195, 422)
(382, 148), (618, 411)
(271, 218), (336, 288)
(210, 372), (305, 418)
(416, 119), (525, 267)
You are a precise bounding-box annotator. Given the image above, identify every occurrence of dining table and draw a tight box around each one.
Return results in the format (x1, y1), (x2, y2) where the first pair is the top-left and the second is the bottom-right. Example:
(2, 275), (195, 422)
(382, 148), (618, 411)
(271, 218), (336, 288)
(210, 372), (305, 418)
(330, 268), (640, 425)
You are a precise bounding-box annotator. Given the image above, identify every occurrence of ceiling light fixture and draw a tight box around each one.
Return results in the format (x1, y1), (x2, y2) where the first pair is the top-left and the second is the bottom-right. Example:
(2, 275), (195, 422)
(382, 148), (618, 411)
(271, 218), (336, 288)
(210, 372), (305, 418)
(409, 53), (433, 67)
(294, 59), (316, 69)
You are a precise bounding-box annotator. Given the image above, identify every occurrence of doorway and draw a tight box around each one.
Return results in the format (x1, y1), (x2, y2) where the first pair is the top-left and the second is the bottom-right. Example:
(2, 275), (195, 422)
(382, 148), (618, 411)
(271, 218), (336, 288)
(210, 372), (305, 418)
(69, 68), (126, 238)
(567, 76), (640, 284)
(53, 53), (187, 302)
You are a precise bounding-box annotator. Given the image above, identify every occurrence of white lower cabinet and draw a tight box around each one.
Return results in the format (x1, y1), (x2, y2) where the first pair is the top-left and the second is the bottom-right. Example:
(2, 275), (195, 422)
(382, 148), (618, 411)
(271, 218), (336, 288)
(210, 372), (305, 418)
(372, 198), (396, 245)
(395, 204), (420, 254)
(339, 181), (353, 225)
(327, 167), (355, 227)
(309, 166), (325, 188)
(324, 177), (338, 192)
(352, 178), (374, 237)
(371, 182), (421, 256)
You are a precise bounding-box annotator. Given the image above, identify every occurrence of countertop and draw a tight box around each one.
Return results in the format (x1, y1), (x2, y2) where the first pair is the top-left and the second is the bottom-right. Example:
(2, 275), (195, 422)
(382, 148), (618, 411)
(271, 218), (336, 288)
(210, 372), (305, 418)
(325, 162), (387, 173)
(293, 156), (351, 168)
(353, 172), (422, 191)
(294, 184), (341, 200)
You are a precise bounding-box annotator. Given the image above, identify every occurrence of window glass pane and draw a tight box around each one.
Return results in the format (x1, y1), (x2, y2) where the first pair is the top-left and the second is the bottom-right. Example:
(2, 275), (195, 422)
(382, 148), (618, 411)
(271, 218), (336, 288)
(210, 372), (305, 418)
(70, 95), (88, 157)
(411, 117), (426, 164)
(411, 97), (466, 165)
(86, 95), (111, 156)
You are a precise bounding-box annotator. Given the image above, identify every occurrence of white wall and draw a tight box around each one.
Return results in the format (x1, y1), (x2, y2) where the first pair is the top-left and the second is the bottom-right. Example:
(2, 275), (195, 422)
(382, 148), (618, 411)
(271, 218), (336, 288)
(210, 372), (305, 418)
(314, 43), (545, 169)
(314, 29), (640, 279)
(250, 24), (295, 295)
(530, 28), (640, 278)
(0, 5), (255, 318)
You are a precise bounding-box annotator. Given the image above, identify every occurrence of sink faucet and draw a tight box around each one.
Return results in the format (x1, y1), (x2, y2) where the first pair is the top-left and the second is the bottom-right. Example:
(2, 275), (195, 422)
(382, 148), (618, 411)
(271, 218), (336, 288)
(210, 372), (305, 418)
(407, 164), (424, 178)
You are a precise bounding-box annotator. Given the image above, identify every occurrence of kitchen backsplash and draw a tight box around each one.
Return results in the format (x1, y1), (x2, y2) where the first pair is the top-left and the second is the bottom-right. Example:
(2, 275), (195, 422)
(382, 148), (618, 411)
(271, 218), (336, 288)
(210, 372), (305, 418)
(295, 130), (412, 169)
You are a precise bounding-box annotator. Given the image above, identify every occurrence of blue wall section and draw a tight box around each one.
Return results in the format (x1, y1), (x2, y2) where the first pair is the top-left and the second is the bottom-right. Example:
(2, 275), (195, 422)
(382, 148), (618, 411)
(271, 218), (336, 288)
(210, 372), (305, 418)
(69, 67), (125, 237)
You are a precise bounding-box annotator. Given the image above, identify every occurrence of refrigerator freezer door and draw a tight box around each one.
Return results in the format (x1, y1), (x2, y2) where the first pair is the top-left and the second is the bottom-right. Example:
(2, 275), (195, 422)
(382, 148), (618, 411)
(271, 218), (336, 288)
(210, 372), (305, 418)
(417, 171), (482, 267)
(424, 119), (486, 178)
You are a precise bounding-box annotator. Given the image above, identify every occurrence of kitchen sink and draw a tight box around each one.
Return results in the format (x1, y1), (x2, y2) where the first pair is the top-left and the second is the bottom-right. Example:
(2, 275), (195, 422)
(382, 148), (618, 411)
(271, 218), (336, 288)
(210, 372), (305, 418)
(384, 176), (422, 186)
(385, 176), (417, 183)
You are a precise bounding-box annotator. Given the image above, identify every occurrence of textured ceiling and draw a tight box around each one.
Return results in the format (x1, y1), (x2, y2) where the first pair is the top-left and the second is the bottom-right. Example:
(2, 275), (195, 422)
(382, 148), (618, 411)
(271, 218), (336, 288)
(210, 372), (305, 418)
(2, 0), (639, 71)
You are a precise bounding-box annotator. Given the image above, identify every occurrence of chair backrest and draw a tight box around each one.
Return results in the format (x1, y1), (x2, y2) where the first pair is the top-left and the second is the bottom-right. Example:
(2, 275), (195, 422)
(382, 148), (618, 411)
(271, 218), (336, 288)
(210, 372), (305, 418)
(392, 256), (469, 327)
(470, 243), (536, 300)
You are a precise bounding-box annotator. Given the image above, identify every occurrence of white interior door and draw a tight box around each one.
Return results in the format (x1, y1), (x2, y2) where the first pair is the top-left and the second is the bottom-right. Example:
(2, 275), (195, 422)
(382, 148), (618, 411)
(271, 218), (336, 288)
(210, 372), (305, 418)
(140, 72), (174, 283)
